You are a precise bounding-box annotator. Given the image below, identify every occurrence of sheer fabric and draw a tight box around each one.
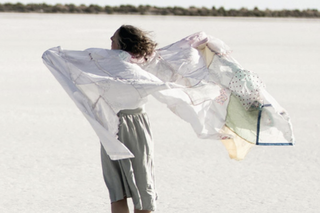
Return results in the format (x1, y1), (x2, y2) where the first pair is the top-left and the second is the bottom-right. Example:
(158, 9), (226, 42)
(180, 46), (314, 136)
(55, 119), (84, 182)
(42, 32), (294, 160)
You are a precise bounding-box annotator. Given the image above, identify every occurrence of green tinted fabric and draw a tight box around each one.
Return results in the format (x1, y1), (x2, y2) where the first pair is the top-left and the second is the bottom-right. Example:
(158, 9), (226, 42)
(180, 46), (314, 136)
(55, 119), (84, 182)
(226, 95), (260, 144)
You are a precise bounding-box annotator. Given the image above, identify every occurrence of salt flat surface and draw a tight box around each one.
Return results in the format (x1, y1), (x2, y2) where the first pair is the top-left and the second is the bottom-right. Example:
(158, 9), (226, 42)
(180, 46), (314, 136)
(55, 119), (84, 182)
(0, 13), (319, 213)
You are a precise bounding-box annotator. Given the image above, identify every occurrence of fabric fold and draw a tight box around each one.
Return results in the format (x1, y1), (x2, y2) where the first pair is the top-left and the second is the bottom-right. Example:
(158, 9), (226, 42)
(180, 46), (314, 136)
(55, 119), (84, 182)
(43, 32), (294, 160)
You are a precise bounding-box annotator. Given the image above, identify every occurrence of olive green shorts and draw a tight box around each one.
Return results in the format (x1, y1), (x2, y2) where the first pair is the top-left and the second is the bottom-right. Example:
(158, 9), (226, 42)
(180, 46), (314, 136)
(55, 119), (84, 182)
(100, 108), (157, 211)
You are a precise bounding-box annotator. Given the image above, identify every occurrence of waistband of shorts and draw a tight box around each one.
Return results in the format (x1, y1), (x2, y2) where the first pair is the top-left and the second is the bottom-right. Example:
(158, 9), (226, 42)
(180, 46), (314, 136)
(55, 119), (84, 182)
(117, 108), (145, 115)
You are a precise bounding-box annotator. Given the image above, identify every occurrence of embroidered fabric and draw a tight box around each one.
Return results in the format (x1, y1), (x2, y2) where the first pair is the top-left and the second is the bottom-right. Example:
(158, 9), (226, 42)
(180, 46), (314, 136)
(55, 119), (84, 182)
(42, 32), (294, 160)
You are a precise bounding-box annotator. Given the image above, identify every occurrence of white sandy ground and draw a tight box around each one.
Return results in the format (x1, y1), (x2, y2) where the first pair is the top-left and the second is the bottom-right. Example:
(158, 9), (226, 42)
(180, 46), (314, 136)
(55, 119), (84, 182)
(0, 13), (319, 213)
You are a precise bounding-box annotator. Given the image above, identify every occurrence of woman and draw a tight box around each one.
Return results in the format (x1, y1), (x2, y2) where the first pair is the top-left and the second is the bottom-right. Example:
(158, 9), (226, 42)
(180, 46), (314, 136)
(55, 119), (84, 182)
(42, 24), (294, 213)
(100, 25), (158, 213)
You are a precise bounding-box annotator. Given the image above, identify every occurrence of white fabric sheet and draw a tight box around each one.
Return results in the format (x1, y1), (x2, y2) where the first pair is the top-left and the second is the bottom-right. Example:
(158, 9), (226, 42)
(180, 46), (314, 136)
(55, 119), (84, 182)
(42, 32), (295, 160)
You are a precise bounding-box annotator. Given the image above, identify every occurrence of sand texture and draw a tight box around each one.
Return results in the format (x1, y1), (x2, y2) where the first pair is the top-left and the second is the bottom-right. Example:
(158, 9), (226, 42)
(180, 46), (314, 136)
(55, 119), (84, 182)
(0, 13), (319, 213)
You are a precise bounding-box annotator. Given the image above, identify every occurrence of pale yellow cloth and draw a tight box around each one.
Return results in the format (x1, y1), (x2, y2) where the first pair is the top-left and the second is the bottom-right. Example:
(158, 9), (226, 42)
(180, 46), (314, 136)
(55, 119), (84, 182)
(221, 125), (255, 160)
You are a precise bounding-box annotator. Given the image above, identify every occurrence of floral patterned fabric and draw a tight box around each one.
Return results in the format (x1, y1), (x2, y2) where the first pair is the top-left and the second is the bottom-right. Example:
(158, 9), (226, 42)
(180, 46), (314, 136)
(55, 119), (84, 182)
(42, 32), (294, 160)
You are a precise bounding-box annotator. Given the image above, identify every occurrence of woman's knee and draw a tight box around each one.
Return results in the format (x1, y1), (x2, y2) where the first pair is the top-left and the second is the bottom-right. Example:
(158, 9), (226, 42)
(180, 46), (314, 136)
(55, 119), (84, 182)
(111, 198), (129, 213)
(134, 210), (151, 213)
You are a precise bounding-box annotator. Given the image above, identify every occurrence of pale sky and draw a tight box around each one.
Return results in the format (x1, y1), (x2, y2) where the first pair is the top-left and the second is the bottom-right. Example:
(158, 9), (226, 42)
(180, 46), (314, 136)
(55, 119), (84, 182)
(1, 0), (320, 10)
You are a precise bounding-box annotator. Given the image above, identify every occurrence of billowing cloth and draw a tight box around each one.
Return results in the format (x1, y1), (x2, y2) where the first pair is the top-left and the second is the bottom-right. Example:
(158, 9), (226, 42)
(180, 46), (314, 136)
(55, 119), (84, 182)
(42, 32), (294, 161)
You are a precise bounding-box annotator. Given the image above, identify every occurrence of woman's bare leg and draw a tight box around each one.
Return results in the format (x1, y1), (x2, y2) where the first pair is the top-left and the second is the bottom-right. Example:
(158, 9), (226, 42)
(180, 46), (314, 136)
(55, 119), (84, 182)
(134, 210), (151, 213)
(111, 198), (129, 213)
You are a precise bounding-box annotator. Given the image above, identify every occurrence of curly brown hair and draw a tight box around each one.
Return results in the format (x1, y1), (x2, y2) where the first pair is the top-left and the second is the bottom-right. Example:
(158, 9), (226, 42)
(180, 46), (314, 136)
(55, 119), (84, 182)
(117, 25), (157, 60)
